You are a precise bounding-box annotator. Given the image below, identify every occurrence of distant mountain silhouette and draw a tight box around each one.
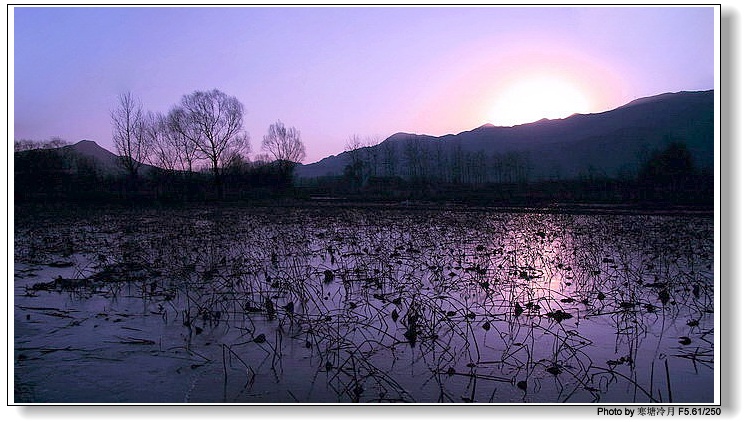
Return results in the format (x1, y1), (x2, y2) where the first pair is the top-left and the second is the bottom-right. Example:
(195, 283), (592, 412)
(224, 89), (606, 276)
(18, 90), (713, 186)
(296, 90), (714, 181)
(58, 139), (158, 176)
(61, 140), (121, 173)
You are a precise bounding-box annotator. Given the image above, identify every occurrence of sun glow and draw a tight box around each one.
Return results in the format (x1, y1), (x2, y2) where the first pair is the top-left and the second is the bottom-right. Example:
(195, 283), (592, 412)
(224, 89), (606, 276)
(488, 74), (593, 126)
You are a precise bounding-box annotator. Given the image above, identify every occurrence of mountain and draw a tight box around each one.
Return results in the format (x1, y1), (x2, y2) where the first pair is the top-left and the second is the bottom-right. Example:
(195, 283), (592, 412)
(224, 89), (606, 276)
(61, 140), (123, 174)
(60, 140), (159, 176)
(296, 90), (714, 181)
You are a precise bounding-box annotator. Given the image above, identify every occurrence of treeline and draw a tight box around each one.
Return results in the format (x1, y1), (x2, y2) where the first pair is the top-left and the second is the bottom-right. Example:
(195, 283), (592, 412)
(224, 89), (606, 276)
(299, 140), (713, 206)
(108, 89), (306, 200)
(14, 139), (304, 203)
(15, 88), (308, 203)
(14, 140), (104, 201)
(340, 135), (535, 187)
(14, 85), (712, 207)
(14, 136), (711, 207)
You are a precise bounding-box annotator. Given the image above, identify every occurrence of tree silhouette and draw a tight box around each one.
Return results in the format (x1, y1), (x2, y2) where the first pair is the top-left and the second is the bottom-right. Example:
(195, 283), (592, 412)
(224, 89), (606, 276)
(262, 120), (306, 163)
(639, 141), (696, 201)
(169, 89), (249, 199)
(262, 120), (306, 187)
(344, 134), (366, 190)
(144, 111), (178, 172)
(111, 91), (149, 184)
(639, 142), (694, 182)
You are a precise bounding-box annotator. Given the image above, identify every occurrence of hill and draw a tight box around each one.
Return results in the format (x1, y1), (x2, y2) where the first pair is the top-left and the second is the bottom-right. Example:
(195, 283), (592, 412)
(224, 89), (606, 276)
(59, 140), (123, 175)
(295, 90), (714, 182)
(58, 140), (160, 176)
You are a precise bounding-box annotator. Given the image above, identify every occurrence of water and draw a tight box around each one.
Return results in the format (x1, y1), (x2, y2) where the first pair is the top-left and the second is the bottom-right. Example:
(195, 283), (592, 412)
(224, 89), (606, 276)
(13, 206), (715, 403)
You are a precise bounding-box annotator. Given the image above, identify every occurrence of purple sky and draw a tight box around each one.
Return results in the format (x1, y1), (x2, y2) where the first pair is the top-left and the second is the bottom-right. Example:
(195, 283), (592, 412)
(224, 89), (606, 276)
(12, 6), (715, 164)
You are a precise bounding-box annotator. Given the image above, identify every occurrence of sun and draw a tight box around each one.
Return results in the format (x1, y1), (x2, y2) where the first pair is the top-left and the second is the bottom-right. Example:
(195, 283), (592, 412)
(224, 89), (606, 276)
(487, 74), (592, 126)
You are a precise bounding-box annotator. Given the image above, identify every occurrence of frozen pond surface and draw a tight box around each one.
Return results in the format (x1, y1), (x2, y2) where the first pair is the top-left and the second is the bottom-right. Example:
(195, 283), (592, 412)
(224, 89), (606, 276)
(13, 206), (715, 403)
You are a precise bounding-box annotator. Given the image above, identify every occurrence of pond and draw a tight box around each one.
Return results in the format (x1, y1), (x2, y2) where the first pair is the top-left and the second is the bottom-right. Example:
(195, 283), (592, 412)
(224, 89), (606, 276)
(13, 206), (715, 404)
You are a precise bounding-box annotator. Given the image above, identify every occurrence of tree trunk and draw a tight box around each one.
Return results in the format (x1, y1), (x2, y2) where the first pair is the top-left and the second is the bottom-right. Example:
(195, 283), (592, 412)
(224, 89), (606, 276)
(213, 165), (223, 200)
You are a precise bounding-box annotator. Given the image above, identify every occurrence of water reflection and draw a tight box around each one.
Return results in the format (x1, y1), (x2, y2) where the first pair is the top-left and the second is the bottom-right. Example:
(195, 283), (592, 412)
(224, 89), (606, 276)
(14, 208), (713, 403)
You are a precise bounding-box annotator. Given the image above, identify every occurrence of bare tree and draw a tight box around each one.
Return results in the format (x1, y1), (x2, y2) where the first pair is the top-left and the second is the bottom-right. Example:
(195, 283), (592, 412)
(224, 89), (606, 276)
(381, 140), (398, 178)
(111, 91), (149, 180)
(491, 152), (504, 184)
(450, 142), (464, 184)
(344, 134), (366, 189)
(170, 89), (249, 198)
(14, 136), (68, 152)
(144, 111), (178, 172)
(404, 135), (429, 182)
(345, 134), (364, 166)
(364, 135), (382, 178)
(262, 120), (306, 164)
(432, 140), (448, 183)
(253, 153), (272, 165)
(14, 139), (37, 152)
(166, 107), (200, 173)
(261, 120), (305, 185)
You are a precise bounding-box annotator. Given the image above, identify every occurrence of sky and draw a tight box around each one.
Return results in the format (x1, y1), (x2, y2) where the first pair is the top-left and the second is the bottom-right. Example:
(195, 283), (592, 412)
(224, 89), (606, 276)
(11, 5), (716, 164)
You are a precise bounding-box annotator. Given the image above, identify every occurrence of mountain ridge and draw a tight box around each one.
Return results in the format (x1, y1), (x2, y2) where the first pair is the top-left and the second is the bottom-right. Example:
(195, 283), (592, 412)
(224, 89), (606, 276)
(19, 89), (713, 184)
(295, 89), (714, 181)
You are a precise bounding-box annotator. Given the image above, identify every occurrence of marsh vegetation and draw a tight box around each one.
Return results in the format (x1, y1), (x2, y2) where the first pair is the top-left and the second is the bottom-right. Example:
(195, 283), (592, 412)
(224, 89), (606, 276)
(14, 205), (714, 403)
